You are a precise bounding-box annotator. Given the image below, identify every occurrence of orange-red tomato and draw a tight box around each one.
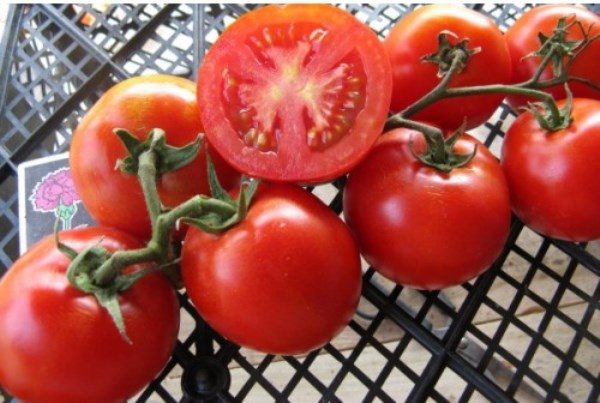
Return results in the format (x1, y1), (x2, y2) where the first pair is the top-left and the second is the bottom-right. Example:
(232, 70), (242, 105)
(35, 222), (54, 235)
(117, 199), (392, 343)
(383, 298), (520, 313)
(70, 75), (240, 239)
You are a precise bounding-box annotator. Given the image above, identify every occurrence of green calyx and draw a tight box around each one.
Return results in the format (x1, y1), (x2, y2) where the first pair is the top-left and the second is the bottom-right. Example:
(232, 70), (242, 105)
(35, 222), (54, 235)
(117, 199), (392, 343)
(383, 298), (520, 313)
(114, 128), (201, 176)
(56, 229), (155, 344)
(533, 16), (590, 79)
(528, 84), (574, 132)
(183, 151), (259, 234)
(410, 122), (477, 173)
(54, 129), (260, 344)
(422, 31), (481, 78)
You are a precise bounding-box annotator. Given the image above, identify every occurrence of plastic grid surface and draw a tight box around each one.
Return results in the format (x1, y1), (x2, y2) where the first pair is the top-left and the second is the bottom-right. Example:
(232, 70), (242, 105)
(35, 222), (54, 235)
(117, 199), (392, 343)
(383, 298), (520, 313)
(0, 4), (599, 402)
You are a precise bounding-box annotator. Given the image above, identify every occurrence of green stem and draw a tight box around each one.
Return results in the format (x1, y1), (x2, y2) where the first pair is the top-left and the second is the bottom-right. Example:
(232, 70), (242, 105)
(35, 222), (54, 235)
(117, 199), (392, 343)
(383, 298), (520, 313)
(397, 52), (562, 125)
(138, 150), (162, 228)
(384, 116), (446, 163)
(526, 44), (556, 85)
(401, 52), (466, 119)
(443, 85), (561, 124)
(543, 75), (600, 93)
(92, 195), (237, 287)
(387, 49), (563, 130)
(92, 246), (158, 286)
(385, 116), (444, 142)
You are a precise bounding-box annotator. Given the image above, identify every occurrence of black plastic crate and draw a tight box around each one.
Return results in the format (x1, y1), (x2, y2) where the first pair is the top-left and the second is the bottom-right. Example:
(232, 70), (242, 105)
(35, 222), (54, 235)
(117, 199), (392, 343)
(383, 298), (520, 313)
(0, 4), (598, 402)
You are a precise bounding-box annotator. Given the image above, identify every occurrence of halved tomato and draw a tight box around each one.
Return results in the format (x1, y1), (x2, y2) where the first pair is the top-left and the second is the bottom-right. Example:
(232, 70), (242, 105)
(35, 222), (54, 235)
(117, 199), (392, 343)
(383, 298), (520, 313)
(197, 4), (392, 183)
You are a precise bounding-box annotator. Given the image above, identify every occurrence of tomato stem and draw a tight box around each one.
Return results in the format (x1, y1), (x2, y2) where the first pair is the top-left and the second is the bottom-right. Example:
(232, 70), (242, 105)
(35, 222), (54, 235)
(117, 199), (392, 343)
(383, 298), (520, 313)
(395, 51), (564, 126)
(138, 149), (162, 228)
(385, 14), (600, 143)
(91, 195), (237, 287)
(444, 84), (563, 125)
(400, 52), (466, 120)
(384, 116), (444, 146)
(526, 45), (556, 85)
(63, 133), (258, 340)
(536, 75), (600, 92)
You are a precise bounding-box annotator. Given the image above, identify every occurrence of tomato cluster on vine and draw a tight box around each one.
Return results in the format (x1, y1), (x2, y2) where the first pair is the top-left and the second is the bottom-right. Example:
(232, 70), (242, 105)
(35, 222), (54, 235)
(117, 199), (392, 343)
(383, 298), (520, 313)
(0, 4), (598, 402)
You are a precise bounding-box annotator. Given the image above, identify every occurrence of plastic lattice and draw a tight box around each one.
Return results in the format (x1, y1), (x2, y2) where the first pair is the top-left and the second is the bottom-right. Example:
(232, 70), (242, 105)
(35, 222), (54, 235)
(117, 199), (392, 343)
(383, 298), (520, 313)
(0, 4), (598, 402)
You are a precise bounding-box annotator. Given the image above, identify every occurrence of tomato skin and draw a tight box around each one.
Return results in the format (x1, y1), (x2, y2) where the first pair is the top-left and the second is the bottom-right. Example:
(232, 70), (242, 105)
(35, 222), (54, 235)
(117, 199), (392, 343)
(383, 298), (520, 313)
(181, 184), (362, 355)
(384, 4), (511, 130)
(501, 98), (600, 241)
(70, 75), (240, 239)
(0, 227), (180, 403)
(198, 4), (392, 183)
(506, 5), (600, 109)
(344, 129), (511, 290)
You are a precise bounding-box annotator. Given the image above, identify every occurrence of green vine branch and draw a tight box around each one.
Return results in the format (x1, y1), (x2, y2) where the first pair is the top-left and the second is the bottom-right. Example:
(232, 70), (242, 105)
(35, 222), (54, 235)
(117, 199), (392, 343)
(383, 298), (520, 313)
(58, 130), (258, 340)
(384, 15), (599, 172)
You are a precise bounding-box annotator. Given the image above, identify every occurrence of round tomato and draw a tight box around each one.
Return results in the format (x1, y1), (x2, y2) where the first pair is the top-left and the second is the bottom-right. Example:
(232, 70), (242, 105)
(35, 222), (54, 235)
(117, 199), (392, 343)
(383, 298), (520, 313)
(501, 98), (600, 241)
(0, 227), (180, 402)
(70, 75), (240, 239)
(197, 4), (392, 183)
(384, 4), (511, 130)
(344, 129), (511, 290)
(181, 184), (362, 355)
(506, 5), (600, 109)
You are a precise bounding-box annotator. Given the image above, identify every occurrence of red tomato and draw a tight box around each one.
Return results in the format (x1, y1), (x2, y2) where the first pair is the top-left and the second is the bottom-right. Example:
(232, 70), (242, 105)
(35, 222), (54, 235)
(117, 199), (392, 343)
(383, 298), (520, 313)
(70, 75), (240, 239)
(501, 98), (600, 241)
(384, 4), (511, 130)
(197, 4), (392, 183)
(506, 5), (600, 109)
(0, 227), (180, 402)
(344, 129), (511, 290)
(181, 184), (362, 355)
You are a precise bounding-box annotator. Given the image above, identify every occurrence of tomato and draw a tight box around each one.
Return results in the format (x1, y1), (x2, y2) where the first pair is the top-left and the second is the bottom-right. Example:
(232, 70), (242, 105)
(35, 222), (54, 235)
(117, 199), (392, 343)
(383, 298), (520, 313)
(384, 4), (511, 130)
(70, 75), (240, 239)
(181, 184), (362, 355)
(0, 227), (180, 402)
(501, 98), (600, 241)
(344, 129), (511, 290)
(506, 5), (600, 109)
(197, 4), (392, 183)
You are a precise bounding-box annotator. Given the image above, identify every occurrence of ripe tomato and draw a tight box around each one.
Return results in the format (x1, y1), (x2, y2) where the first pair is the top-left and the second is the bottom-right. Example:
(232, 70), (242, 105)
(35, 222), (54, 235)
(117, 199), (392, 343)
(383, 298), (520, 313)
(181, 184), (362, 355)
(506, 5), (600, 109)
(384, 5), (511, 130)
(197, 4), (392, 183)
(501, 98), (600, 241)
(0, 227), (180, 402)
(70, 75), (240, 239)
(344, 129), (511, 290)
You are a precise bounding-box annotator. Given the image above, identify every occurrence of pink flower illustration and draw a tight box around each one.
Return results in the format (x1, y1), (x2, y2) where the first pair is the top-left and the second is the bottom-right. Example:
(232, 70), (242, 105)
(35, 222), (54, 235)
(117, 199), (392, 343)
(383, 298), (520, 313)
(30, 168), (81, 229)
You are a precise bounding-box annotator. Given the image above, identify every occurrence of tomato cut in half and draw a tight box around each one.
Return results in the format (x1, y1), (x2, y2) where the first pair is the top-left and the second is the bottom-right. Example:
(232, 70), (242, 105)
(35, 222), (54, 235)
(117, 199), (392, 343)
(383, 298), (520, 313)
(198, 4), (392, 183)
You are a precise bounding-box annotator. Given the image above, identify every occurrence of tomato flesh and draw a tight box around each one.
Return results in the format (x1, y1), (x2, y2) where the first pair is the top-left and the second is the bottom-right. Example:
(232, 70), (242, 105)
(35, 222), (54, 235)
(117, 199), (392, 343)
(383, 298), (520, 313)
(70, 75), (240, 240)
(221, 24), (367, 152)
(199, 5), (392, 183)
